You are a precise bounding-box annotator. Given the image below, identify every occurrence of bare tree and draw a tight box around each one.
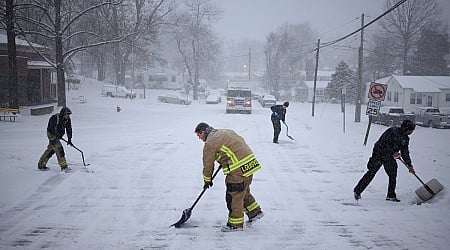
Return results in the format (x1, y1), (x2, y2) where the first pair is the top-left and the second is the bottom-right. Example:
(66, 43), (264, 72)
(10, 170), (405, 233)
(9, 0), (129, 106)
(380, 0), (440, 75)
(172, 0), (221, 100)
(0, 0), (19, 108)
(264, 23), (316, 99)
(98, 0), (173, 87)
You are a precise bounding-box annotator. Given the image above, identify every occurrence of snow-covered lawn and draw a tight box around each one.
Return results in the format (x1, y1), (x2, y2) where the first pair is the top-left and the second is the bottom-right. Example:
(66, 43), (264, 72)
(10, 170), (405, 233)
(1, 78), (449, 249)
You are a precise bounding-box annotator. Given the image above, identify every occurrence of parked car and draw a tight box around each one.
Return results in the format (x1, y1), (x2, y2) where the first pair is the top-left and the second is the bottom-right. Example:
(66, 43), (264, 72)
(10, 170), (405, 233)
(439, 107), (450, 116)
(371, 106), (415, 127)
(157, 93), (191, 105)
(260, 95), (277, 108)
(101, 84), (136, 99)
(206, 90), (221, 104)
(415, 107), (450, 128)
(206, 94), (220, 104)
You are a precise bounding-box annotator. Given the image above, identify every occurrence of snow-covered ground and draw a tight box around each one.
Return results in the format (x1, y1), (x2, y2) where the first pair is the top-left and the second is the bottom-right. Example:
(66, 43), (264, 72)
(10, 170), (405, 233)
(1, 78), (449, 250)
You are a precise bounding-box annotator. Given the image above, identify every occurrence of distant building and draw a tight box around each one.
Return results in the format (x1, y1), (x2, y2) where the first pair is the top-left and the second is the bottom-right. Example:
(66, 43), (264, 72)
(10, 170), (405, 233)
(304, 81), (329, 102)
(365, 75), (450, 113)
(0, 33), (55, 106)
(135, 67), (183, 90)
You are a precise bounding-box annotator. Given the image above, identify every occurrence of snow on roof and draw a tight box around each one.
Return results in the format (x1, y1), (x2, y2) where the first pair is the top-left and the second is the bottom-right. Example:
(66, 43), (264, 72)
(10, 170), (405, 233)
(392, 75), (450, 92)
(0, 33), (46, 48)
(28, 60), (53, 69)
(304, 80), (329, 88)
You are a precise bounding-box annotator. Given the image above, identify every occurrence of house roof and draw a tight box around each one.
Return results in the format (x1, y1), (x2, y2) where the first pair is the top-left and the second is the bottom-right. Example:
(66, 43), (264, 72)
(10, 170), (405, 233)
(28, 60), (53, 69)
(392, 75), (450, 92)
(304, 81), (329, 88)
(0, 33), (46, 49)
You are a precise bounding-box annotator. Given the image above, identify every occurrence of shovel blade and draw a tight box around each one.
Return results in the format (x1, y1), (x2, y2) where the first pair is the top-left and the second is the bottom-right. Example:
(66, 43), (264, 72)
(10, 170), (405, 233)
(287, 135), (295, 140)
(415, 178), (444, 202)
(171, 208), (192, 228)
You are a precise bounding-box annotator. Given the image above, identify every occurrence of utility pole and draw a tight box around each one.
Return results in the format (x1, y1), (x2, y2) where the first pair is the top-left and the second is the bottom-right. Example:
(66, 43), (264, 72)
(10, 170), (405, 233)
(355, 13), (364, 123)
(248, 48), (251, 81)
(312, 39), (320, 117)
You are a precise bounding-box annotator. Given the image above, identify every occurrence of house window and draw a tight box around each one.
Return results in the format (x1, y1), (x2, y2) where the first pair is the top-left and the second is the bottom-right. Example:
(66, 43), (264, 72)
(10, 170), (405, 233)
(316, 89), (324, 96)
(171, 76), (176, 82)
(410, 93), (415, 104)
(394, 92), (399, 102)
(446, 93), (450, 102)
(410, 92), (422, 104)
(387, 91), (391, 101)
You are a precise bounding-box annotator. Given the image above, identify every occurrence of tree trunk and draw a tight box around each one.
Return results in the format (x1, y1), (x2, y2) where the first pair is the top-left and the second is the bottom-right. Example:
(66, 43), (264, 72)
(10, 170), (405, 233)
(6, 0), (19, 109)
(55, 0), (66, 107)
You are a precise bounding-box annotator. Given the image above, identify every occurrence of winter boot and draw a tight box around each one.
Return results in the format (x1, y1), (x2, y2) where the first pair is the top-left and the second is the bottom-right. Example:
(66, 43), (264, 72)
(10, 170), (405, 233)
(221, 224), (243, 232)
(38, 165), (49, 171)
(385, 197), (400, 202)
(61, 166), (72, 173)
(246, 211), (264, 225)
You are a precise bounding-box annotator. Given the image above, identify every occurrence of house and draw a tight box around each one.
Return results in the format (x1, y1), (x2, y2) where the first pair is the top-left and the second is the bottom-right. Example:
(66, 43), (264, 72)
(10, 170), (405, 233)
(0, 33), (56, 107)
(365, 75), (450, 113)
(304, 81), (329, 102)
(136, 67), (183, 90)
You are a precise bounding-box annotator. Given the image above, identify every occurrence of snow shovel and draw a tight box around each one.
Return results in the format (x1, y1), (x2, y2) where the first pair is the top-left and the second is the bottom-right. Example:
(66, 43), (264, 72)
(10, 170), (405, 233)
(282, 121), (295, 140)
(171, 166), (222, 228)
(61, 138), (90, 166)
(398, 158), (443, 202)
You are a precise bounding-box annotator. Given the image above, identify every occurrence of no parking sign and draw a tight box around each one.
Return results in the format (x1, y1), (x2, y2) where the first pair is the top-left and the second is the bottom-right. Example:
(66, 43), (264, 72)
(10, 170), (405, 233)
(368, 82), (387, 101)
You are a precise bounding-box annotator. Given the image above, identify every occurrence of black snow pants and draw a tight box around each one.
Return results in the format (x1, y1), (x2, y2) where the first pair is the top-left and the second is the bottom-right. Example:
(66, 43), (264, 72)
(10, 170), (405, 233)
(271, 116), (281, 143)
(354, 149), (398, 198)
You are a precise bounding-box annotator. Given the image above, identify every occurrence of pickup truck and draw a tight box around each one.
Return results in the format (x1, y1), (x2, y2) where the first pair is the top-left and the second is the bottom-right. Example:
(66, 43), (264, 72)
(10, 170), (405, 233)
(371, 106), (415, 127)
(415, 107), (450, 128)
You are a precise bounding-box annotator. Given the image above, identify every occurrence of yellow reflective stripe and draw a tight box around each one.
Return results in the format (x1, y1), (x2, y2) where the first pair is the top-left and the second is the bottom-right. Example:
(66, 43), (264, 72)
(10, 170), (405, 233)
(220, 145), (238, 163)
(228, 216), (244, 225)
(203, 175), (211, 182)
(229, 153), (254, 172)
(245, 201), (259, 212)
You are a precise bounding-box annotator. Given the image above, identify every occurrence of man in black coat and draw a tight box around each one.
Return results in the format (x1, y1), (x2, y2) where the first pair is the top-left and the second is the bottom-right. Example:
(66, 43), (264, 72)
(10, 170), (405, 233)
(270, 102), (289, 143)
(354, 120), (416, 202)
(38, 107), (73, 171)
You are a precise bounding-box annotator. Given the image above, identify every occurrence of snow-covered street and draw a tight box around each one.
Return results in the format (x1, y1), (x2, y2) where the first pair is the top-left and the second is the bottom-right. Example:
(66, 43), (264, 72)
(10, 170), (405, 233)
(1, 79), (449, 249)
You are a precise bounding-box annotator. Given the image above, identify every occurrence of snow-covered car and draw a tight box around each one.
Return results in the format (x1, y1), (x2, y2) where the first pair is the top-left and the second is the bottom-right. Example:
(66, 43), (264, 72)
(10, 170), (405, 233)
(157, 93), (191, 105)
(206, 91), (221, 104)
(261, 95), (277, 108)
(101, 84), (136, 99)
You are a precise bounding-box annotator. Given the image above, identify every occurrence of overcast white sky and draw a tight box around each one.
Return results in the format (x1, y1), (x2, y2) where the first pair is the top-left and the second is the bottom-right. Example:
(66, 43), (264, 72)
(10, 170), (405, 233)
(214, 0), (450, 42)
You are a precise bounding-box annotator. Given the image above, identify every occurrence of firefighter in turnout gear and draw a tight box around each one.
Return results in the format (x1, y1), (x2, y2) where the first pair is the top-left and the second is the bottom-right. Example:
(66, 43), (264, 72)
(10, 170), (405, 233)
(270, 101), (289, 143)
(38, 107), (73, 171)
(195, 122), (264, 231)
(353, 120), (416, 202)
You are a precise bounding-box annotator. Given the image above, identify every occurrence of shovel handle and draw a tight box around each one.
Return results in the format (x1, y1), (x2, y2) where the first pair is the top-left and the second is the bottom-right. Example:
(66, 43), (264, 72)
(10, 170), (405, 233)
(398, 157), (427, 186)
(189, 165), (222, 210)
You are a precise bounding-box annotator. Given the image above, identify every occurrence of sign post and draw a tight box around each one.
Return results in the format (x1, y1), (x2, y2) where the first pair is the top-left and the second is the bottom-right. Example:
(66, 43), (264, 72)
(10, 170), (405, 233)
(363, 82), (387, 146)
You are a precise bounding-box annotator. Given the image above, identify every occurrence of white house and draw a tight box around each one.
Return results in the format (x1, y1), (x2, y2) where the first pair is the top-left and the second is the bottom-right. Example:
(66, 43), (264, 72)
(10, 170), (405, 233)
(304, 81), (329, 102)
(365, 75), (450, 113)
(136, 67), (183, 90)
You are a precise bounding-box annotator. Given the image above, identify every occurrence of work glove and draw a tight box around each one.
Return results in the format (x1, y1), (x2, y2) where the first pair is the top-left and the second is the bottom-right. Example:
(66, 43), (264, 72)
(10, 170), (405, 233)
(67, 138), (73, 146)
(203, 181), (213, 189)
(393, 151), (401, 159)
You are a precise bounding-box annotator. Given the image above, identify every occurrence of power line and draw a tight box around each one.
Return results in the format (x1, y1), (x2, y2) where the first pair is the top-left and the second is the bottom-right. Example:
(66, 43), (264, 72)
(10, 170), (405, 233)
(316, 0), (408, 51)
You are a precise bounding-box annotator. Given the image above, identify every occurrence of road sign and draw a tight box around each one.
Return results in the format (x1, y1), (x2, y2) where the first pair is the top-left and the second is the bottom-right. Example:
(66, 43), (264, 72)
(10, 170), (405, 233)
(368, 82), (387, 100)
(366, 99), (382, 116)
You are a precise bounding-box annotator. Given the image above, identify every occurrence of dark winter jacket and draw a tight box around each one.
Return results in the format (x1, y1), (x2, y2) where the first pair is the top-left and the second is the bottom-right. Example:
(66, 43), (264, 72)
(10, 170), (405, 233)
(270, 105), (286, 122)
(47, 113), (72, 139)
(373, 127), (412, 165)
